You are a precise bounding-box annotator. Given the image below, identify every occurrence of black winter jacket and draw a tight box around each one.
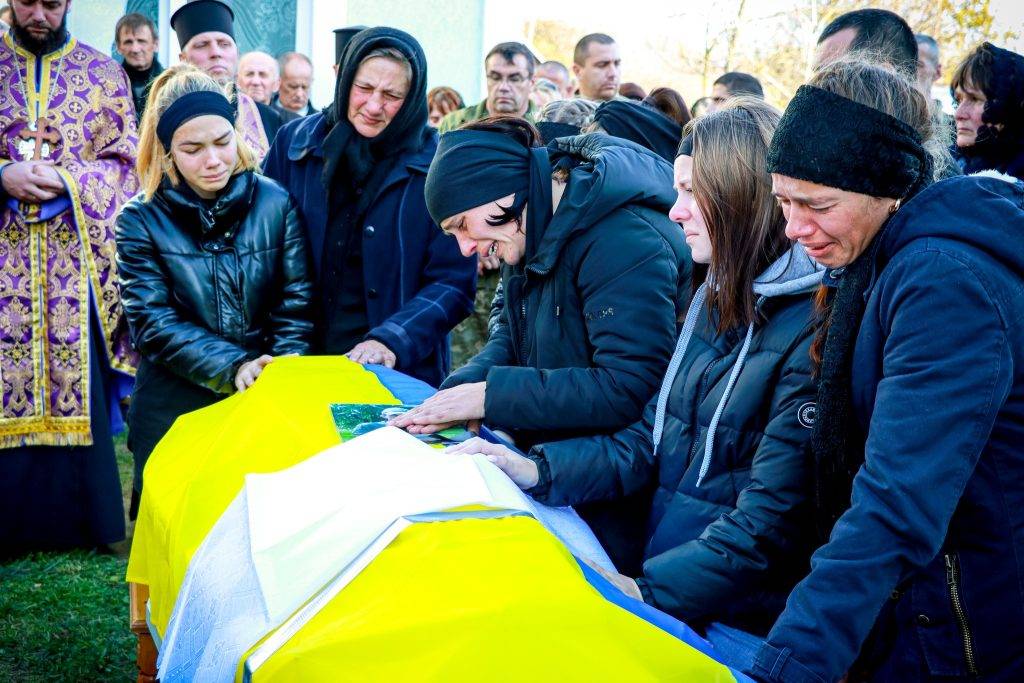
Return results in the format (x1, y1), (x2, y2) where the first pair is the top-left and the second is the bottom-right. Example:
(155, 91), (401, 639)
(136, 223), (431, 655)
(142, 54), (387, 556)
(115, 171), (315, 394)
(532, 244), (822, 634)
(443, 134), (692, 445)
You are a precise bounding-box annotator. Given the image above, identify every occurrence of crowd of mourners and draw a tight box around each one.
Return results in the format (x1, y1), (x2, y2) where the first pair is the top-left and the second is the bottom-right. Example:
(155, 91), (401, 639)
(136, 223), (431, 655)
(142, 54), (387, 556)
(2, 0), (1024, 680)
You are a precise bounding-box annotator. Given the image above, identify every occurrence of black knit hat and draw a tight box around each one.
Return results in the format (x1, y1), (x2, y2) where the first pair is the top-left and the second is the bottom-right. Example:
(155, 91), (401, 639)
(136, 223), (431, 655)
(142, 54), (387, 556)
(768, 85), (930, 199)
(171, 0), (234, 49)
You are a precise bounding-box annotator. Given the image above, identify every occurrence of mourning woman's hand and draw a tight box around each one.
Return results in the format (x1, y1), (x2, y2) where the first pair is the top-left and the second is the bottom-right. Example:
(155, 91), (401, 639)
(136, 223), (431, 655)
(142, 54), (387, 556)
(445, 437), (539, 489)
(235, 355), (274, 392)
(387, 382), (485, 434)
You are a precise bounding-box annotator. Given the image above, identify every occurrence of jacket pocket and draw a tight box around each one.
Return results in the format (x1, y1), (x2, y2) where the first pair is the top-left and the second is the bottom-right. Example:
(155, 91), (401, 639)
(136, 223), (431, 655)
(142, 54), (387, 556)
(910, 553), (978, 678)
(944, 553), (979, 676)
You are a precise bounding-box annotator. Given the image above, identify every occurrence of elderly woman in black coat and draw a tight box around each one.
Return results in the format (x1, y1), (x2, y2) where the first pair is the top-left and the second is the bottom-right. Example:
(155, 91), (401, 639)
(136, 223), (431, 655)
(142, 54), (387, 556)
(116, 65), (315, 514)
(263, 27), (475, 386)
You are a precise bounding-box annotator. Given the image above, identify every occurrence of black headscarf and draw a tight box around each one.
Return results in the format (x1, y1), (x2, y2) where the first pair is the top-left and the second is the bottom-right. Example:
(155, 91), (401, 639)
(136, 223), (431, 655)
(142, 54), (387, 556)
(676, 134), (693, 158)
(768, 84), (934, 541)
(592, 100), (683, 162)
(317, 27), (429, 351)
(321, 27), (429, 206)
(424, 129), (553, 261)
(957, 43), (1024, 178)
(536, 121), (581, 145)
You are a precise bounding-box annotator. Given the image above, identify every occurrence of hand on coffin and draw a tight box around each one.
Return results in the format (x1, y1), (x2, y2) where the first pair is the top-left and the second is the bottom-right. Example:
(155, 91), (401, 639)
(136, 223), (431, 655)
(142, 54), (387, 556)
(445, 437), (538, 490)
(387, 381), (485, 434)
(581, 557), (643, 601)
(235, 354), (274, 392)
(345, 339), (396, 368)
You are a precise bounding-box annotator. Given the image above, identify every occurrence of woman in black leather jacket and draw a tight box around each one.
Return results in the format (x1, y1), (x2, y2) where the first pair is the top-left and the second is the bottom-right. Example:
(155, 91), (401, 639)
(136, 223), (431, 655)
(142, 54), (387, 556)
(115, 66), (314, 515)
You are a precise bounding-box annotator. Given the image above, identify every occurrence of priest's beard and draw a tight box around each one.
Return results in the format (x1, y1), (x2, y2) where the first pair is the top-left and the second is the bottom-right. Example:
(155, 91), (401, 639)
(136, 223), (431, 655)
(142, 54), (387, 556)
(12, 12), (68, 55)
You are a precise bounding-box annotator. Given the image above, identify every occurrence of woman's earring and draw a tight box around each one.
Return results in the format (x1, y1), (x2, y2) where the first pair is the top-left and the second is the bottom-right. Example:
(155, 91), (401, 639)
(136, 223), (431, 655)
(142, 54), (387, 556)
(889, 198), (902, 215)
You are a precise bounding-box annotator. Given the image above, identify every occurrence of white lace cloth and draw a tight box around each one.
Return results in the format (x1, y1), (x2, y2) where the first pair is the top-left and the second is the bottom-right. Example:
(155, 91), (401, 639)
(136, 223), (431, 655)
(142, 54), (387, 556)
(157, 428), (613, 682)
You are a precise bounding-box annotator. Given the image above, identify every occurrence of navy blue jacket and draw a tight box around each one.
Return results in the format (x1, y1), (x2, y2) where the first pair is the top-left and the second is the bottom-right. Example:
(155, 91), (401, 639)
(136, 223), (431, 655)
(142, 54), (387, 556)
(751, 174), (1024, 682)
(442, 135), (692, 444)
(441, 135), (692, 571)
(263, 114), (476, 386)
(533, 245), (821, 634)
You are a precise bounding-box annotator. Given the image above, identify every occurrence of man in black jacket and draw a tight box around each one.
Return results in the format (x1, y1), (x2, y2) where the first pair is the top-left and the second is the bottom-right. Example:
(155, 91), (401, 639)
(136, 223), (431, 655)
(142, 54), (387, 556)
(115, 12), (163, 123)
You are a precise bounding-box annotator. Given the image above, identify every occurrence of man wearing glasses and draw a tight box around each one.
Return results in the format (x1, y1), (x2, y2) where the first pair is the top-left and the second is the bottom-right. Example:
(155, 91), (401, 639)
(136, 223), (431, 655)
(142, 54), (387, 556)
(437, 42), (538, 134)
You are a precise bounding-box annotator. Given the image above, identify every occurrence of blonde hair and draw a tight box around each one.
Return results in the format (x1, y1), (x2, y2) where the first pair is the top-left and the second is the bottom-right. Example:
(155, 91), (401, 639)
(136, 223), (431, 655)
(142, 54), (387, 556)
(136, 64), (258, 201)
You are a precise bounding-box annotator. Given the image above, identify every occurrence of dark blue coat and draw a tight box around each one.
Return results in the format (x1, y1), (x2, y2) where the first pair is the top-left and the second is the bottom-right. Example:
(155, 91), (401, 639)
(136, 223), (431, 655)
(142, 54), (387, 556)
(442, 135), (692, 447)
(533, 246), (822, 635)
(441, 135), (692, 571)
(263, 114), (476, 387)
(751, 174), (1024, 682)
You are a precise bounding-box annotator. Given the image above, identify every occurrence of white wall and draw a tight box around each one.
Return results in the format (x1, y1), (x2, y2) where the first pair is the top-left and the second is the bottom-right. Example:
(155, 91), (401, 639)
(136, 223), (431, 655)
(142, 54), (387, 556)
(307, 0), (349, 110)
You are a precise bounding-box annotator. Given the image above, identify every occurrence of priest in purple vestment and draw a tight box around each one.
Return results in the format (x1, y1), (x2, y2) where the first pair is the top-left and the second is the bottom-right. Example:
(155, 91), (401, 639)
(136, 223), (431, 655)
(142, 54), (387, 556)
(0, 0), (139, 555)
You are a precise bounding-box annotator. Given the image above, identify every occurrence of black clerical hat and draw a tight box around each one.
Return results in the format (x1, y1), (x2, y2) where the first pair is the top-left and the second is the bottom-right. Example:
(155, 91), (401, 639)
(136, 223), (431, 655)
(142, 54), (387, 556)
(171, 0), (235, 49)
(334, 26), (368, 65)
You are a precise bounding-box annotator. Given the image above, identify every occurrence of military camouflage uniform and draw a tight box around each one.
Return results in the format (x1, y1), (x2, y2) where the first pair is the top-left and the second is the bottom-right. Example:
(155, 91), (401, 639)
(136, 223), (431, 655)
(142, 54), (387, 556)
(437, 100), (537, 134)
(449, 268), (502, 370)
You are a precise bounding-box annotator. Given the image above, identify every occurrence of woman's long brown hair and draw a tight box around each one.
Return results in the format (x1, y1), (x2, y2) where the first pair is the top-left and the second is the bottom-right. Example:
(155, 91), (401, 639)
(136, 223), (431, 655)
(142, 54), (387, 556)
(687, 96), (789, 333)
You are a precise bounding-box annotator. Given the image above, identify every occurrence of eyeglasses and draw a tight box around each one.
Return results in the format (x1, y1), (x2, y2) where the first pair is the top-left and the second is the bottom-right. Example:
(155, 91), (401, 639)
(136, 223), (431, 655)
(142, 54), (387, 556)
(486, 72), (529, 85)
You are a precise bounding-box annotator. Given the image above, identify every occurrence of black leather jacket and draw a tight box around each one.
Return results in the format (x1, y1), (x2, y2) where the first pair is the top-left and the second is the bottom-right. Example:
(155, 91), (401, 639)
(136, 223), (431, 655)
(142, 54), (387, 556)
(115, 171), (315, 394)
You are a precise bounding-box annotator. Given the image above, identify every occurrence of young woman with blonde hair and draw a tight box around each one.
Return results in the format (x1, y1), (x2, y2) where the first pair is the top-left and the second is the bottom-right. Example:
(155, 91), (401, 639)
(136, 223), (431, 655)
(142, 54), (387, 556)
(448, 97), (823, 671)
(116, 64), (314, 515)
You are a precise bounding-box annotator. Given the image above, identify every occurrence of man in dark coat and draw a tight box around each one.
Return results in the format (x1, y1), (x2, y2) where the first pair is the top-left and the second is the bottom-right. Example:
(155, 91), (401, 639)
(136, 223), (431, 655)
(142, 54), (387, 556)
(115, 12), (163, 123)
(263, 27), (475, 387)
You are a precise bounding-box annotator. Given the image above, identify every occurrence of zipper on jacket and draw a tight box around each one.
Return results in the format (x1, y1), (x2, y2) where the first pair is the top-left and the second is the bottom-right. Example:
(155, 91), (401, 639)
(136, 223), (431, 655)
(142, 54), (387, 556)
(945, 553), (978, 676)
(232, 249), (246, 335)
(203, 210), (225, 336)
(519, 298), (528, 360)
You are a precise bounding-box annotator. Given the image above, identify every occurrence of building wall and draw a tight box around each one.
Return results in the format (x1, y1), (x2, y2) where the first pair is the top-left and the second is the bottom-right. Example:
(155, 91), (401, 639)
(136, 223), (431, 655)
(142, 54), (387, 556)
(344, 0), (485, 106)
(67, 0), (486, 115)
(68, 0), (157, 56)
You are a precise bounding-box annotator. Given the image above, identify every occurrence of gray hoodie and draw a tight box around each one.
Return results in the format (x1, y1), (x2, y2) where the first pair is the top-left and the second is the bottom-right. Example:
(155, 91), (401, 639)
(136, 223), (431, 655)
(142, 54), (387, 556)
(651, 242), (824, 485)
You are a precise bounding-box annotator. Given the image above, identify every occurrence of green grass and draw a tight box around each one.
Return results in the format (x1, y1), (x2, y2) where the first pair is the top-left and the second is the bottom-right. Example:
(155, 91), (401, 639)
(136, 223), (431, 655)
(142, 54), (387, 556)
(0, 435), (137, 683)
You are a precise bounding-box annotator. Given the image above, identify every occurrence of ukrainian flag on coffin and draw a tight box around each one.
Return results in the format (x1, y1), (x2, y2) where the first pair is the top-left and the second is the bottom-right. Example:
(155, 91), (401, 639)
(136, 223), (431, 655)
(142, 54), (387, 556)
(126, 357), (750, 682)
